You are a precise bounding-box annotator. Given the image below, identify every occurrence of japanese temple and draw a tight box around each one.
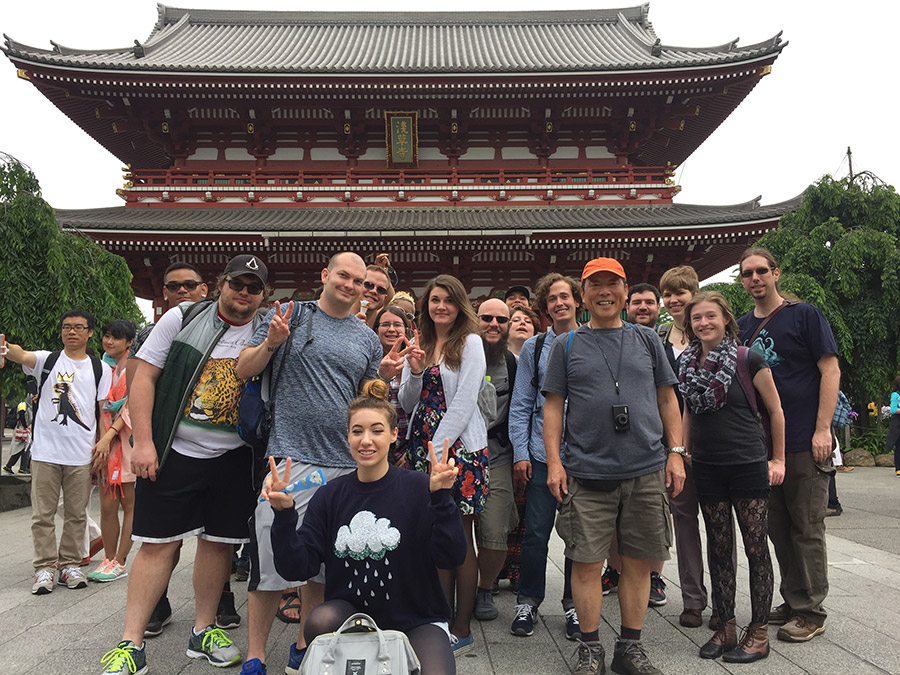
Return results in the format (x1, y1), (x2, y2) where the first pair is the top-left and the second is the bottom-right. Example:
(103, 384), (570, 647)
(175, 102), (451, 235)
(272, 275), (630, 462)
(3, 4), (797, 311)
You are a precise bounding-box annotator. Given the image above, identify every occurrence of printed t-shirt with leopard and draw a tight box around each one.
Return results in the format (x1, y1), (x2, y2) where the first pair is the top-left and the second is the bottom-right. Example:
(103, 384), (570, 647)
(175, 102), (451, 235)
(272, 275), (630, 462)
(136, 305), (255, 459)
(24, 352), (113, 466)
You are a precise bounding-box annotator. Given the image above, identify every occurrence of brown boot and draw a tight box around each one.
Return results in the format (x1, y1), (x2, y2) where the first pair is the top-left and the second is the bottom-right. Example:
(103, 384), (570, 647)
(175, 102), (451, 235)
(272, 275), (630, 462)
(723, 622), (770, 663)
(699, 617), (737, 659)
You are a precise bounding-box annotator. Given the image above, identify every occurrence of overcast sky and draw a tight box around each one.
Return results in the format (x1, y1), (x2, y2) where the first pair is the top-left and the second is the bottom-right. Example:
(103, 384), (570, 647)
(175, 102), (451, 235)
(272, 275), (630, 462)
(1, 1), (896, 300)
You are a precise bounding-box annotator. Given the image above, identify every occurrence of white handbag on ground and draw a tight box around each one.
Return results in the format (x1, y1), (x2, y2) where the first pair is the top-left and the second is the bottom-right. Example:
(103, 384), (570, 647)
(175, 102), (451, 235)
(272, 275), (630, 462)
(299, 612), (421, 675)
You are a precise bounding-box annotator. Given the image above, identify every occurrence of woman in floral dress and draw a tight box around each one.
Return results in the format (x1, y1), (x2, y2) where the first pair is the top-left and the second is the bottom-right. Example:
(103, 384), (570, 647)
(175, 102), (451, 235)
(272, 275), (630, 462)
(399, 274), (487, 656)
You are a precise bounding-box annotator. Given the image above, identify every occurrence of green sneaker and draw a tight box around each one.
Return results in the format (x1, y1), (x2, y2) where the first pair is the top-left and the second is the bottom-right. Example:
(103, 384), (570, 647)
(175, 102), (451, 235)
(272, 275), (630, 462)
(186, 625), (242, 667)
(100, 640), (148, 675)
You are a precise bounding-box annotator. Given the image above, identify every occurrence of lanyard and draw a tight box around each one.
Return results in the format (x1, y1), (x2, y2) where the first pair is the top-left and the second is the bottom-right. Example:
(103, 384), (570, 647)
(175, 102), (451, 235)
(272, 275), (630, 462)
(591, 327), (624, 395)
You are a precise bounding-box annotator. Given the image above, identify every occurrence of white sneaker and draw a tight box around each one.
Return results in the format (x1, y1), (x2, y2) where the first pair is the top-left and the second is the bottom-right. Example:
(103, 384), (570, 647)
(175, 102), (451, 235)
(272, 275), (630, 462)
(58, 567), (88, 589)
(32, 570), (54, 595)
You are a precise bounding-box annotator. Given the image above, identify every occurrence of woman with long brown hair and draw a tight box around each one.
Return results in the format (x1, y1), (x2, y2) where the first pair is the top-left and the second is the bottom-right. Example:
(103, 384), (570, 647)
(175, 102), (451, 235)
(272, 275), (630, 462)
(399, 274), (488, 656)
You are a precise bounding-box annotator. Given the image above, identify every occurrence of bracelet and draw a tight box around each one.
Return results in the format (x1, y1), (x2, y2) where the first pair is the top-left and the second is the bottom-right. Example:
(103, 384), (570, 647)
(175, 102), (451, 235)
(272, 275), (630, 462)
(411, 370), (424, 377)
(267, 346), (277, 352)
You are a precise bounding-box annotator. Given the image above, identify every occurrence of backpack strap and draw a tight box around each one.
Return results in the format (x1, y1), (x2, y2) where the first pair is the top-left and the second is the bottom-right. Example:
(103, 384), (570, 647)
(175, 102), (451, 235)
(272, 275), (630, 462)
(33, 350), (62, 427)
(734, 346), (758, 417)
(89, 354), (103, 424)
(745, 299), (795, 346)
(179, 297), (217, 328)
(530, 332), (548, 389)
(625, 322), (658, 371)
(564, 330), (575, 369)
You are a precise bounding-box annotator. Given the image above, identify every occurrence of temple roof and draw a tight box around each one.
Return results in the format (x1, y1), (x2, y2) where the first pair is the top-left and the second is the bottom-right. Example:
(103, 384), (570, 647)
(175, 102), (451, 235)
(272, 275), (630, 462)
(56, 195), (802, 234)
(5, 4), (784, 74)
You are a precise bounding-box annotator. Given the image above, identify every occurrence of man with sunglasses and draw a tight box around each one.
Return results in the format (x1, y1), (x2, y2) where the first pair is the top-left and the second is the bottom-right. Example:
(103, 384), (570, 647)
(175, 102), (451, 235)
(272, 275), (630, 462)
(473, 298), (520, 622)
(100, 255), (268, 674)
(357, 264), (393, 328)
(4, 310), (113, 596)
(737, 247), (840, 643)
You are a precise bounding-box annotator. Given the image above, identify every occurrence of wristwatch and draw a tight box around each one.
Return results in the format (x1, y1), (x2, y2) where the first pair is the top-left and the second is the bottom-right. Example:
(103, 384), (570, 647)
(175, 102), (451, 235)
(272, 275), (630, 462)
(666, 446), (687, 457)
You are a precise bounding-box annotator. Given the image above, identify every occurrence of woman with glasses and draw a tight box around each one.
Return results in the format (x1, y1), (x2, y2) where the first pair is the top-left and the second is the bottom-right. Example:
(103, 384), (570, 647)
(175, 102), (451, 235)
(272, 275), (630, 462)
(679, 291), (785, 663)
(373, 305), (413, 467)
(507, 305), (539, 359)
(399, 274), (487, 656)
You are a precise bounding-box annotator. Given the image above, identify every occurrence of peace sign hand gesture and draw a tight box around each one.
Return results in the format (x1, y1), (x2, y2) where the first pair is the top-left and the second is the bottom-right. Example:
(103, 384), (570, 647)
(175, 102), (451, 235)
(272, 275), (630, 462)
(265, 301), (294, 349)
(378, 336), (412, 381)
(262, 457), (295, 511)
(405, 330), (427, 374)
(428, 439), (458, 493)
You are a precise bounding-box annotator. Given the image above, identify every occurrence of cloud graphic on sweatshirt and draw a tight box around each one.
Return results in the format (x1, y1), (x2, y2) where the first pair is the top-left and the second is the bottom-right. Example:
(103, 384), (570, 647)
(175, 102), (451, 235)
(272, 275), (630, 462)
(334, 511), (401, 561)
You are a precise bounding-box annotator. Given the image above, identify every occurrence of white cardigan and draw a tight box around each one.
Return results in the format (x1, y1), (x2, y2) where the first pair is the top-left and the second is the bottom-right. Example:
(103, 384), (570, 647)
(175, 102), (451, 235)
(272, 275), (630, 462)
(398, 332), (487, 462)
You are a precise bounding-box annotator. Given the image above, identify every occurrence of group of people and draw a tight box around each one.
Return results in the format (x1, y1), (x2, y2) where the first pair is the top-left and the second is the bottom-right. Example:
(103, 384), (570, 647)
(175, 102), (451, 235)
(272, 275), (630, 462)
(3, 245), (843, 675)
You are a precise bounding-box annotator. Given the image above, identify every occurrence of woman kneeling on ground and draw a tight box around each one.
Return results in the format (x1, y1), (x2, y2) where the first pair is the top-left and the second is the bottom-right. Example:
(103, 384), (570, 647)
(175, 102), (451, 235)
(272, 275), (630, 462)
(265, 379), (467, 675)
(678, 292), (786, 664)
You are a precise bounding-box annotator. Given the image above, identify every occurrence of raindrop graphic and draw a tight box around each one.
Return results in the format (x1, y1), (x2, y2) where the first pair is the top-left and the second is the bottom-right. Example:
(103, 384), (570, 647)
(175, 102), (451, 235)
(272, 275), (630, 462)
(386, 593), (390, 600)
(366, 562), (370, 569)
(364, 600), (369, 607)
(371, 590), (375, 597)
(388, 572), (393, 580)
(354, 569), (359, 576)
(385, 559), (390, 566)
(374, 570), (378, 578)
(345, 561), (349, 568)
(364, 575), (368, 583)
(356, 589), (361, 596)
(380, 580), (384, 587)
(348, 582), (352, 589)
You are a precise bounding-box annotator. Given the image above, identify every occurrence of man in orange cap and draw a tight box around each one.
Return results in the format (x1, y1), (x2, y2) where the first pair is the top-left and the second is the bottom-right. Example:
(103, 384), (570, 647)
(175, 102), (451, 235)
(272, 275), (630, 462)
(542, 257), (685, 675)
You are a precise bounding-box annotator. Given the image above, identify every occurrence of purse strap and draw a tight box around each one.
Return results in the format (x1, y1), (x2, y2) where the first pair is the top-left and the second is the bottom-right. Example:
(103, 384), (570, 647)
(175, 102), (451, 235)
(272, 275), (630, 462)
(321, 613), (392, 670)
(746, 299), (794, 346)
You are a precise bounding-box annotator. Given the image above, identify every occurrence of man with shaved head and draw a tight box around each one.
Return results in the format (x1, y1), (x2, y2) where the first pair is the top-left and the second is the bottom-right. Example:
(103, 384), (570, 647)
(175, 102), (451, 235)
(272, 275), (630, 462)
(236, 251), (387, 674)
(473, 298), (520, 622)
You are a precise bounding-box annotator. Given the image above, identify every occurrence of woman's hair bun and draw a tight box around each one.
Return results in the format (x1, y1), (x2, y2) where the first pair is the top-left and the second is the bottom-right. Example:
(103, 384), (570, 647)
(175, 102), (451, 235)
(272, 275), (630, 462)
(361, 378), (390, 401)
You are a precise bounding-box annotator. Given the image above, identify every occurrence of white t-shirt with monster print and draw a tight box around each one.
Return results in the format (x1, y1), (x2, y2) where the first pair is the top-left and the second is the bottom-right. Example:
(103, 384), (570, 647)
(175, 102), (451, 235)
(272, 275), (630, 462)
(24, 351), (113, 466)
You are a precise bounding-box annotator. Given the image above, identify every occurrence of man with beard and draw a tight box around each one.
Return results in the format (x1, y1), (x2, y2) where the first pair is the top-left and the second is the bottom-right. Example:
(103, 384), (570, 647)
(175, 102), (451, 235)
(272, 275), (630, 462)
(473, 298), (520, 622)
(626, 284), (661, 328)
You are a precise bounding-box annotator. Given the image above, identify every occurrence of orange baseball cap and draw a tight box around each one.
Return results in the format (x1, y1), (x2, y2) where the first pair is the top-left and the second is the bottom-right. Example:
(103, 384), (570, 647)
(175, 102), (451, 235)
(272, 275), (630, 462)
(581, 257), (627, 282)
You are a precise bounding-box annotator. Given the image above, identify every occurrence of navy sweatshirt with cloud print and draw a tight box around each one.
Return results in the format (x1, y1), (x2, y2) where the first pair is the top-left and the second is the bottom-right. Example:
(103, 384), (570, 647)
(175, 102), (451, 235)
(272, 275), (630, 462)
(271, 464), (466, 633)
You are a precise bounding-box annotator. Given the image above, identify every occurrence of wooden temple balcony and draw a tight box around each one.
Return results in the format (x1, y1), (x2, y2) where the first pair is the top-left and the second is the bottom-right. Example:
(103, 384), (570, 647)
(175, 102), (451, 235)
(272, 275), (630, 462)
(118, 165), (679, 207)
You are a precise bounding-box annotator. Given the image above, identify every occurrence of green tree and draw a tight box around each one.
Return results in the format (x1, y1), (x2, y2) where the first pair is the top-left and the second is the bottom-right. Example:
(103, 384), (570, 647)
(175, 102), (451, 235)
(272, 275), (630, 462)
(0, 155), (143, 404)
(708, 174), (900, 414)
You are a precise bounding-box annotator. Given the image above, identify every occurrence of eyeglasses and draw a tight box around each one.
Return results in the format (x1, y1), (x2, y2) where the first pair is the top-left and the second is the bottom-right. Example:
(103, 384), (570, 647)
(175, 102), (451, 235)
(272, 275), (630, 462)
(740, 266), (775, 279)
(363, 280), (389, 295)
(61, 325), (89, 333)
(479, 314), (510, 324)
(164, 280), (203, 292)
(226, 278), (264, 295)
(378, 322), (406, 330)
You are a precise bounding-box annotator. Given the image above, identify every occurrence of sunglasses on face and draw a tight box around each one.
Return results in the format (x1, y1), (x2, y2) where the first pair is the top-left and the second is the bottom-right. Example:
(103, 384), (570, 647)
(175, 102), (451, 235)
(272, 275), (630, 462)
(363, 280), (389, 295)
(740, 266), (775, 279)
(226, 278), (264, 295)
(479, 314), (510, 324)
(164, 280), (203, 292)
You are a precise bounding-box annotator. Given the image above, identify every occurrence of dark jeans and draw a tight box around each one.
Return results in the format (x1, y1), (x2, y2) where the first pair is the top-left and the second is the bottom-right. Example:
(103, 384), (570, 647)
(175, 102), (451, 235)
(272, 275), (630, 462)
(517, 460), (573, 610)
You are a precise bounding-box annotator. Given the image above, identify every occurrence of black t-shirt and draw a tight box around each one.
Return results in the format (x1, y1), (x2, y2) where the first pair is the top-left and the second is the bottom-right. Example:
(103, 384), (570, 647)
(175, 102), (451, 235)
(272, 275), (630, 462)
(690, 349), (769, 465)
(738, 303), (838, 453)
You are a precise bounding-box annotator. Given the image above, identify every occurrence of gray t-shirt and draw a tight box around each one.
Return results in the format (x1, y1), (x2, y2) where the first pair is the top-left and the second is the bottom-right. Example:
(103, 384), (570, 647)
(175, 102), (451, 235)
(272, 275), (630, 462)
(542, 323), (677, 480)
(249, 302), (382, 468)
(486, 356), (513, 467)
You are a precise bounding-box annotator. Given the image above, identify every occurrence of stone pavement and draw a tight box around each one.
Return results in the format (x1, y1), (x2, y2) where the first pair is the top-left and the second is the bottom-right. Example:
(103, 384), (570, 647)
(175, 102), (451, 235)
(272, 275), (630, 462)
(1, 433), (899, 674)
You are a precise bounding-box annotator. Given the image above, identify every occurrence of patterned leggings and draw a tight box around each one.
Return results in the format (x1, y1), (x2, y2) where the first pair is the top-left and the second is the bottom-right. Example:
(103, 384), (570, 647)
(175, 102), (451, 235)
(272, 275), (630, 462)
(700, 497), (773, 624)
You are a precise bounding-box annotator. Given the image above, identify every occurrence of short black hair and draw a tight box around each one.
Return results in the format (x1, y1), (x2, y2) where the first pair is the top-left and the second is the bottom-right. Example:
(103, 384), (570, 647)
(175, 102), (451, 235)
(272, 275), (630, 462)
(627, 283), (660, 303)
(102, 319), (137, 342)
(59, 309), (96, 332)
(163, 261), (202, 281)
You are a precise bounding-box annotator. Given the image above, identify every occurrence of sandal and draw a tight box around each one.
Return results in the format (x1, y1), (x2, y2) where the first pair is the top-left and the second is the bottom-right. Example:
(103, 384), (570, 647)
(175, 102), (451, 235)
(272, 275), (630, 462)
(276, 591), (302, 624)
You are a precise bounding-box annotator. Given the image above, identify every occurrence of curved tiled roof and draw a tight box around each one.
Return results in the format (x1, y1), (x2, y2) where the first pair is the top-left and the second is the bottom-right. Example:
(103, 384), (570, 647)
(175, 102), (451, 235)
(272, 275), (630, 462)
(55, 196), (802, 234)
(4, 3), (784, 74)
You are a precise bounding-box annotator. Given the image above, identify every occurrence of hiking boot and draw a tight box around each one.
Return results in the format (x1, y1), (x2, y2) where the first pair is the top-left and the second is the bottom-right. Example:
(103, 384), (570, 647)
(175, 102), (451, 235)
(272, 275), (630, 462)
(474, 587), (498, 620)
(777, 616), (825, 642)
(723, 622), (770, 663)
(510, 603), (538, 637)
(186, 625), (242, 667)
(679, 607), (703, 628)
(32, 569), (54, 595)
(648, 572), (666, 607)
(565, 607), (582, 641)
(100, 640), (148, 675)
(767, 602), (791, 625)
(601, 567), (619, 595)
(216, 590), (241, 629)
(610, 639), (662, 675)
(58, 567), (88, 589)
(144, 595), (173, 637)
(699, 617), (737, 659)
(572, 641), (606, 674)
